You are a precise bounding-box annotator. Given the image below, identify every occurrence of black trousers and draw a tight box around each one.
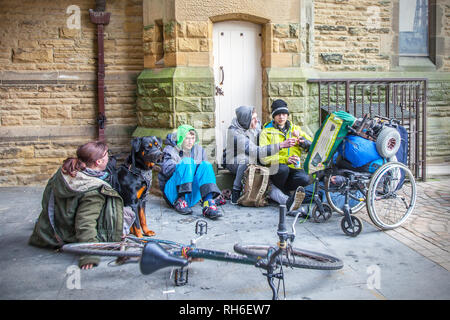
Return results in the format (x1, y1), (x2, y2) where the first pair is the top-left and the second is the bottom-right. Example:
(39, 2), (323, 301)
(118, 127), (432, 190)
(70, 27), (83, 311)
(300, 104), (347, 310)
(270, 164), (310, 194)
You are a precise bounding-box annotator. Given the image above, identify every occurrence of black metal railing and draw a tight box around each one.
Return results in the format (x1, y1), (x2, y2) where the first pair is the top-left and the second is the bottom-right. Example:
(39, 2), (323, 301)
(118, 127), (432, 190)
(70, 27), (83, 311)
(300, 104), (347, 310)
(307, 78), (427, 181)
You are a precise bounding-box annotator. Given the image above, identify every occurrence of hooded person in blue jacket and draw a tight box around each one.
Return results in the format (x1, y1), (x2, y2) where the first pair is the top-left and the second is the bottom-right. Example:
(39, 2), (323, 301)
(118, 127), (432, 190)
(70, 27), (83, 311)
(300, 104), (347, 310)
(158, 124), (222, 219)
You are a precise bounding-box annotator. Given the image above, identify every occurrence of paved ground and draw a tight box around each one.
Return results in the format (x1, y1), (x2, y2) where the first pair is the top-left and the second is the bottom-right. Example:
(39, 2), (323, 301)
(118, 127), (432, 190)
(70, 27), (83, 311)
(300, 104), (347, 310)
(360, 178), (450, 272)
(0, 178), (449, 300)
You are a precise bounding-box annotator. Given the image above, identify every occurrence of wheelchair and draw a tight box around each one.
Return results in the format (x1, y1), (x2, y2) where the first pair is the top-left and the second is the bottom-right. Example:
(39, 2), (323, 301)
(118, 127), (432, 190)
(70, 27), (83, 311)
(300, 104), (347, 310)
(304, 114), (417, 237)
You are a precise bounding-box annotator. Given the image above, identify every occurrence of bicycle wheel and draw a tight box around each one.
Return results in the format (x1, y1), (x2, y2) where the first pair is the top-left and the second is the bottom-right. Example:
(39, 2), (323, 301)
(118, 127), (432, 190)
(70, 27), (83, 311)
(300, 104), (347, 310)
(233, 244), (343, 270)
(324, 174), (367, 215)
(366, 162), (416, 230)
(61, 241), (144, 258)
(61, 238), (181, 258)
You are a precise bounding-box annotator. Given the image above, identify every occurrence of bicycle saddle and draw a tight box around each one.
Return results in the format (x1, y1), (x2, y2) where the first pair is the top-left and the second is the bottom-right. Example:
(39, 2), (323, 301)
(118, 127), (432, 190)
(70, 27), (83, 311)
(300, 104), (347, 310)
(140, 242), (188, 275)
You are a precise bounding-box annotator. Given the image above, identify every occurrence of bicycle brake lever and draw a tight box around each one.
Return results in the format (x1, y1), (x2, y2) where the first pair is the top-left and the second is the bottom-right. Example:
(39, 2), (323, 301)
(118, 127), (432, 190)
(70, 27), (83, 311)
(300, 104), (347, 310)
(288, 234), (296, 243)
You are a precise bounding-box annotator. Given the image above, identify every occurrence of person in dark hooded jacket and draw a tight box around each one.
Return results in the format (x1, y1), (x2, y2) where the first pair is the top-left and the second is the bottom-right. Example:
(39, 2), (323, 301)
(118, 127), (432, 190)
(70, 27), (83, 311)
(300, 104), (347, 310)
(158, 124), (222, 219)
(223, 106), (298, 205)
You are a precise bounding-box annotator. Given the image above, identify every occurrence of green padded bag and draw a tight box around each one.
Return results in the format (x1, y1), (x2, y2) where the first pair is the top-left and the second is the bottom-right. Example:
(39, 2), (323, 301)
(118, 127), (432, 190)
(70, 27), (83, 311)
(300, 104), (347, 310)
(304, 111), (356, 175)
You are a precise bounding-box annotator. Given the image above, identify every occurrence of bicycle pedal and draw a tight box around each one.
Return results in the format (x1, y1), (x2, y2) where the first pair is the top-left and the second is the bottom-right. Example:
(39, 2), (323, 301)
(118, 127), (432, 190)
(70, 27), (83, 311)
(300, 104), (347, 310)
(174, 268), (189, 286)
(195, 219), (208, 236)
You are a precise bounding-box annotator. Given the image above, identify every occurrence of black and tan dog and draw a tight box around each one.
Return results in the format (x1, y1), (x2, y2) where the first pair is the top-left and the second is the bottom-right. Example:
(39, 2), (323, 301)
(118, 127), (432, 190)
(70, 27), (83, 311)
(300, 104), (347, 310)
(108, 136), (163, 237)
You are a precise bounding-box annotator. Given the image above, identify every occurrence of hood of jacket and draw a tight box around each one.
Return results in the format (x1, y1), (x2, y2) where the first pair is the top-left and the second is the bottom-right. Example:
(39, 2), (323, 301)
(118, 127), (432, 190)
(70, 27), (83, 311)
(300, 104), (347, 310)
(53, 169), (111, 199)
(176, 124), (199, 148)
(235, 106), (253, 130)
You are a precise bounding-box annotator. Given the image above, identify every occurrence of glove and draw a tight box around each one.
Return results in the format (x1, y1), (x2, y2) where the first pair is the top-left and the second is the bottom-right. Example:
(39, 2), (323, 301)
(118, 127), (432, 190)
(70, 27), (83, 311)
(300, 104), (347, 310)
(298, 138), (312, 151)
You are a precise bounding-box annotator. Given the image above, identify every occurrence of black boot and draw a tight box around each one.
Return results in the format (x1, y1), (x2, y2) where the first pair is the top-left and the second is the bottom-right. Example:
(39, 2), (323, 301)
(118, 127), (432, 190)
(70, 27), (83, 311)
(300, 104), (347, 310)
(231, 189), (241, 205)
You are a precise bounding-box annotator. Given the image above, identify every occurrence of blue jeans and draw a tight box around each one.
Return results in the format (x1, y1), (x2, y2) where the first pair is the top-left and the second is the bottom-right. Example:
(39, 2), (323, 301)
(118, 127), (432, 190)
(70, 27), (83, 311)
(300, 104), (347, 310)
(303, 181), (361, 209)
(164, 157), (220, 207)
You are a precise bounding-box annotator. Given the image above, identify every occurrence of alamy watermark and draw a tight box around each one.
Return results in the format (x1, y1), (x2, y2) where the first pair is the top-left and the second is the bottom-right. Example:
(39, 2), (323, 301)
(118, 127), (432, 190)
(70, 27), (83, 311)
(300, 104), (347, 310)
(66, 5), (81, 30)
(367, 6), (381, 29)
(66, 265), (81, 290)
(366, 264), (381, 290)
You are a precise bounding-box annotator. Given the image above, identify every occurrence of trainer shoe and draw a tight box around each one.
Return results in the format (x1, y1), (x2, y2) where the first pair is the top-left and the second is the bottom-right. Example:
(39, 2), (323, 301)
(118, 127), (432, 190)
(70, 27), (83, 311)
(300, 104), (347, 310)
(214, 195), (227, 206)
(231, 189), (241, 205)
(174, 198), (193, 215)
(202, 200), (223, 219)
(286, 186), (305, 215)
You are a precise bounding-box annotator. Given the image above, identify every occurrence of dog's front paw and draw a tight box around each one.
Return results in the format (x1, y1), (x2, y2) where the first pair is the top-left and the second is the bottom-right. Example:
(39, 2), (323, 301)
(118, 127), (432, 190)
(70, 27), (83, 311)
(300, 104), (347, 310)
(152, 165), (161, 173)
(143, 229), (156, 237)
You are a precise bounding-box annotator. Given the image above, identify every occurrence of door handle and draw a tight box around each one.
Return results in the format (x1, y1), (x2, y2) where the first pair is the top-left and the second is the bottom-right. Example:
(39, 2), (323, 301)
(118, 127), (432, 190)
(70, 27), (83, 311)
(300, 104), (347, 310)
(219, 66), (224, 85)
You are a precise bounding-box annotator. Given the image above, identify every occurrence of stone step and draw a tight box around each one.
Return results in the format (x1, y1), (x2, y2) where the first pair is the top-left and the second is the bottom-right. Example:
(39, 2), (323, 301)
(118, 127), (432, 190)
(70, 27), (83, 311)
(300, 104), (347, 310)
(215, 169), (234, 191)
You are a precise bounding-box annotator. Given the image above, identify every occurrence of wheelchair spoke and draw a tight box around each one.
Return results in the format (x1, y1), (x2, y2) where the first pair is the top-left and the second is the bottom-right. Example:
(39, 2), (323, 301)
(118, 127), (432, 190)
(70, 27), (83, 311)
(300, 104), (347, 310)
(367, 162), (416, 230)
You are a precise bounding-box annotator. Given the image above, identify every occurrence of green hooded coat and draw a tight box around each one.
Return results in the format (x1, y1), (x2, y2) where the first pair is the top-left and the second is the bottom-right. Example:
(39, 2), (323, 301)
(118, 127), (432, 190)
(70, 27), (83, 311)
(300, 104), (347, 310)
(29, 168), (124, 267)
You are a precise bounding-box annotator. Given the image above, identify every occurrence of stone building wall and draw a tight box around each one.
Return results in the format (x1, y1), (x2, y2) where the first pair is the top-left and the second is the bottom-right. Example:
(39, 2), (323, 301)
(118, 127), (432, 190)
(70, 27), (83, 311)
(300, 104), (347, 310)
(0, 0), (449, 186)
(442, 3), (450, 72)
(0, 0), (143, 186)
(314, 0), (392, 72)
(312, 0), (450, 172)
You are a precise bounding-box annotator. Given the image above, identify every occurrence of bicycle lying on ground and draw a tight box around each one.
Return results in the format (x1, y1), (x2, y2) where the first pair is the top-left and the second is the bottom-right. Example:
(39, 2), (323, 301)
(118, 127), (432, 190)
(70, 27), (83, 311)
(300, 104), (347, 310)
(61, 205), (343, 300)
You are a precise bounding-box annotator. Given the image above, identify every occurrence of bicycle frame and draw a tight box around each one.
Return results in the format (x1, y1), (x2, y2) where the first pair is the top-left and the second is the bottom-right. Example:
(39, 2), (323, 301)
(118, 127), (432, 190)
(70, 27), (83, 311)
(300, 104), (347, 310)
(61, 204), (342, 300)
(128, 221), (258, 267)
(136, 205), (300, 299)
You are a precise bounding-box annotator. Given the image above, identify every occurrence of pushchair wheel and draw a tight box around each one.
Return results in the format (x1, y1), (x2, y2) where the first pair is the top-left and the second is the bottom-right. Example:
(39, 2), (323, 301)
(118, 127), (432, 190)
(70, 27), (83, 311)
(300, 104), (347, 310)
(312, 203), (333, 223)
(341, 215), (363, 237)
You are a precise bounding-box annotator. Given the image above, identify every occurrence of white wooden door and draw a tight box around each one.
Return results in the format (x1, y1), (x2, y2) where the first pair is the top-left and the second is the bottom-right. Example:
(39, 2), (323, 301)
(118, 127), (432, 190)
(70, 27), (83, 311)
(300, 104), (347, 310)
(213, 21), (262, 165)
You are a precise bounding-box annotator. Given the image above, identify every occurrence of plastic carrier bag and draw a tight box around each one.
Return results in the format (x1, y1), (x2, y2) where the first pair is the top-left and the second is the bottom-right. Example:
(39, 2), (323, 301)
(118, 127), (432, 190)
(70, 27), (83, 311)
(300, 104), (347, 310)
(304, 111), (356, 175)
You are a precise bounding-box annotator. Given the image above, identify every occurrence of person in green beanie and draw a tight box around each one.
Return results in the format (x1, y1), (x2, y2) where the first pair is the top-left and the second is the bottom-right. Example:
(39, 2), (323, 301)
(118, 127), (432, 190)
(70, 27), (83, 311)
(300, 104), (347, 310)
(158, 125), (222, 219)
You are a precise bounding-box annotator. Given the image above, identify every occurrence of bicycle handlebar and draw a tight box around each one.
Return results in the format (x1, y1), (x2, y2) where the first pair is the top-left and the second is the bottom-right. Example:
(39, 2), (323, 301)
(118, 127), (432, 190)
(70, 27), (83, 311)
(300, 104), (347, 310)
(277, 205), (288, 238)
(256, 205), (291, 271)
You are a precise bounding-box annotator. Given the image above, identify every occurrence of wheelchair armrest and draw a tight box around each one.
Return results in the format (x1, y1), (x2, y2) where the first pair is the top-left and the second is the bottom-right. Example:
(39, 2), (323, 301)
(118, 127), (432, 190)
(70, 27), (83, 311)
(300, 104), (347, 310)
(334, 168), (372, 180)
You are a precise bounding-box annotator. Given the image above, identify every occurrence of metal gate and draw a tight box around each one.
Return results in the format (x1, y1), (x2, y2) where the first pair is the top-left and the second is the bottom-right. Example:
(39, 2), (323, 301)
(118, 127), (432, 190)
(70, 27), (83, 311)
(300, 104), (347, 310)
(307, 78), (427, 181)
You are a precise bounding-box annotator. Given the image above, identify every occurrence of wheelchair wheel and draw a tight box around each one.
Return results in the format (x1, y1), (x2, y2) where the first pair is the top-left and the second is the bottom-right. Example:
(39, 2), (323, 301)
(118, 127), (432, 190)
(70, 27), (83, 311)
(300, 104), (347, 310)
(324, 175), (367, 215)
(340, 215), (363, 237)
(366, 162), (416, 230)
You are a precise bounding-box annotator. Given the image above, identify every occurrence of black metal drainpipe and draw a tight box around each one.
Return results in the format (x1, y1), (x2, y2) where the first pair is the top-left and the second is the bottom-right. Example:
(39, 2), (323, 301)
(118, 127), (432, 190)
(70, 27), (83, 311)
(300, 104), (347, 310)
(89, 0), (110, 142)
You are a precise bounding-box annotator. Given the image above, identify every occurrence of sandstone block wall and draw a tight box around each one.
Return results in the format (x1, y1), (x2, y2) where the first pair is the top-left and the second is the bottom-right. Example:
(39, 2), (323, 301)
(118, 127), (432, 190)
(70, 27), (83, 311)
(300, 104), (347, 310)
(1, 0), (449, 186)
(0, 0), (143, 186)
(312, 0), (450, 168)
(314, 0), (392, 72)
(313, 0), (449, 72)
